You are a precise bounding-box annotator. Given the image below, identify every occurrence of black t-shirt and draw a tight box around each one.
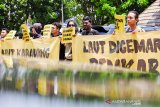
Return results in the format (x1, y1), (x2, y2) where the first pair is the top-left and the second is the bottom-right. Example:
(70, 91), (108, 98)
(30, 33), (42, 39)
(59, 42), (65, 60)
(81, 29), (99, 35)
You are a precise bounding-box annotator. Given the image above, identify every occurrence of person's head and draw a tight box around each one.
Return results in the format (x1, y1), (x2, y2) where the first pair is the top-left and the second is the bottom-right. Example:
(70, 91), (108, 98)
(67, 20), (78, 33)
(31, 23), (42, 34)
(0, 28), (9, 38)
(83, 16), (92, 31)
(52, 22), (61, 36)
(127, 11), (139, 27)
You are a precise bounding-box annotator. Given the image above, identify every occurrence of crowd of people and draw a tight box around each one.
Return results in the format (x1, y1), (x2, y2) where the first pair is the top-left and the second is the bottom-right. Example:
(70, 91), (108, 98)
(0, 11), (145, 60)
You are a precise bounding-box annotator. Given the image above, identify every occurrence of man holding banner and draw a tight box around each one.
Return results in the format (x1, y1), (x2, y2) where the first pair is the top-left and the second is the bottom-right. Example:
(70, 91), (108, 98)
(81, 16), (99, 35)
(51, 22), (65, 60)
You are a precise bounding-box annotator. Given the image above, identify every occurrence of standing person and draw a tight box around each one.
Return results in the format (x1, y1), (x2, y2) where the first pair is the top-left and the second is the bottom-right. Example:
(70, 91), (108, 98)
(81, 16), (99, 35)
(51, 22), (65, 60)
(65, 20), (81, 61)
(126, 11), (145, 33)
(0, 28), (9, 40)
(67, 20), (81, 36)
(30, 23), (42, 39)
(51, 22), (62, 37)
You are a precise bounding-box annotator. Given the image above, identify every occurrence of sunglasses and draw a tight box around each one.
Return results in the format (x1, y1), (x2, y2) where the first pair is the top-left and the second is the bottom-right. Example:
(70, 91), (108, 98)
(68, 24), (75, 27)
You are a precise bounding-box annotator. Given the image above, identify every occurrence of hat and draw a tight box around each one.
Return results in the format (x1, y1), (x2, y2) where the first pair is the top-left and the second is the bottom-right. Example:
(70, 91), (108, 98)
(32, 23), (42, 29)
(31, 23), (42, 34)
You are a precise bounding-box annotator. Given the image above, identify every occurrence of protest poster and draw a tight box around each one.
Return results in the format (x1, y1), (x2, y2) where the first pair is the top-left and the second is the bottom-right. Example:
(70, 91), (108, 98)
(114, 15), (125, 34)
(61, 27), (75, 43)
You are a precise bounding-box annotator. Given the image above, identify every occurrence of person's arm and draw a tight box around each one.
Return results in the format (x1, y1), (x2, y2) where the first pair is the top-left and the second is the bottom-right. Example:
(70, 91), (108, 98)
(81, 30), (86, 35)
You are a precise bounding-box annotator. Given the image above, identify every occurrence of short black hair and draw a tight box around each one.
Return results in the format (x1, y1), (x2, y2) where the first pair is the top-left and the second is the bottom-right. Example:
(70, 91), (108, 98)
(1, 28), (9, 33)
(83, 16), (92, 23)
(129, 11), (139, 19)
(52, 22), (61, 30)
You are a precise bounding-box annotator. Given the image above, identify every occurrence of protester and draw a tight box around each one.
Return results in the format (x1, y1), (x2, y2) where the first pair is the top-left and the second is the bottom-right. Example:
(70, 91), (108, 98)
(51, 22), (65, 60)
(81, 16), (99, 35)
(0, 28), (9, 40)
(51, 22), (62, 37)
(65, 20), (81, 61)
(30, 23), (42, 39)
(66, 20), (81, 36)
(126, 11), (145, 33)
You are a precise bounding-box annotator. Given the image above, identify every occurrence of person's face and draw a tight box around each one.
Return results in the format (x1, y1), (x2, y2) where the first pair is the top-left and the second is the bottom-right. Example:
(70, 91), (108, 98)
(0, 30), (7, 38)
(68, 21), (75, 28)
(52, 25), (59, 35)
(127, 12), (138, 26)
(83, 20), (91, 30)
(32, 28), (36, 34)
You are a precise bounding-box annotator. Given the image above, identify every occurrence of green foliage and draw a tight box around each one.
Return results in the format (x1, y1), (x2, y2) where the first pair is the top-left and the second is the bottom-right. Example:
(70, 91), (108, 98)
(137, 0), (149, 6)
(0, 0), (156, 30)
(0, 0), (62, 30)
(75, 0), (155, 25)
(0, 4), (5, 21)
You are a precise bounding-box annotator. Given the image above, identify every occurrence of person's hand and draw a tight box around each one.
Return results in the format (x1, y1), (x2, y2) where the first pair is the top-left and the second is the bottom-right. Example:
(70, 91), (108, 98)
(132, 32), (136, 34)
(112, 31), (116, 35)
(0, 39), (4, 42)
(72, 34), (76, 37)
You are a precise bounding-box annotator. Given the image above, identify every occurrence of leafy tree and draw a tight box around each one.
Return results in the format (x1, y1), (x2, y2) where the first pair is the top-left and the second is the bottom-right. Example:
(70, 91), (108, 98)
(0, 0), (156, 30)
(75, 0), (156, 25)
(0, 4), (6, 28)
(0, 0), (64, 30)
(0, 0), (27, 30)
